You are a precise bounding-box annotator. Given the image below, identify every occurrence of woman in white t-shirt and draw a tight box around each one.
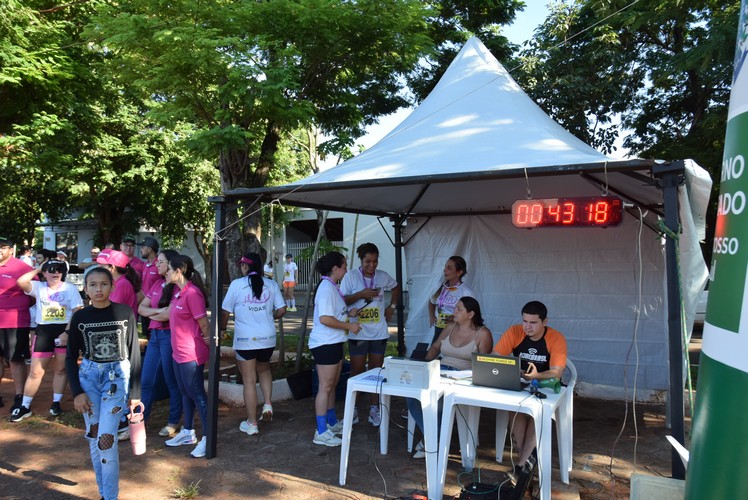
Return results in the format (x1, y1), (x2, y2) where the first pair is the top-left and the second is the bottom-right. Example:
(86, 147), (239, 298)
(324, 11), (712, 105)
(427, 256), (474, 345)
(221, 252), (286, 437)
(11, 260), (84, 421)
(340, 243), (399, 427)
(309, 251), (361, 447)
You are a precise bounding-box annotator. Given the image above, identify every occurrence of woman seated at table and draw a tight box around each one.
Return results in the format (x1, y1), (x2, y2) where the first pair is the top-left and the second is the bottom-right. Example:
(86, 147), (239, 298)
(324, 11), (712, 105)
(408, 296), (493, 458)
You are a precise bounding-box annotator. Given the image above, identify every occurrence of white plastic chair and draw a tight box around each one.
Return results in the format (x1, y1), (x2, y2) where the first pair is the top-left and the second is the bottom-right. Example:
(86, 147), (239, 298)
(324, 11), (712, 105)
(495, 359), (577, 480)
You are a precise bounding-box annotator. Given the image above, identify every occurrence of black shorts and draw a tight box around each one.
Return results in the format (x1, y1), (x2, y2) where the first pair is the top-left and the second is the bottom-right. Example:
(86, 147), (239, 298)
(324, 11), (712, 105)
(235, 347), (274, 363)
(31, 323), (67, 358)
(310, 342), (344, 365)
(348, 338), (388, 357)
(0, 328), (31, 362)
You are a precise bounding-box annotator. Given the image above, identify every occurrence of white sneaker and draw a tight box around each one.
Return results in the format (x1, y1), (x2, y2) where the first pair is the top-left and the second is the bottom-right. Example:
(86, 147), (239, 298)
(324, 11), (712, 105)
(165, 427), (197, 447)
(413, 440), (425, 459)
(368, 406), (381, 427)
(351, 407), (359, 425)
(190, 436), (207, 458)
(240, 420), (259, 436)
(327, 420), (344, 435)
(259, 403), (273, 422)
(313, 429), (342, 447)
(117, 426), (130, 442)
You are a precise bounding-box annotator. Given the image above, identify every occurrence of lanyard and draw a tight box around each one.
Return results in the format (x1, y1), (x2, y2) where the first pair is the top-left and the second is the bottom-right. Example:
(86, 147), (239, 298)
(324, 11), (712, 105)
(359, 267), (375, 289)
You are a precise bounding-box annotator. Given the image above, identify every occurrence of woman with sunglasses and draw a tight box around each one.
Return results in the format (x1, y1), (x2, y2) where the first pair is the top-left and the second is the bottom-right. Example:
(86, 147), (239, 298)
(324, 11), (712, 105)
(221, 253), (286, 436)
(137, 249), (182, 437)
(66, 266), (141, 500)
(11, 259), (84, 421)
(163, 255), (211, 458)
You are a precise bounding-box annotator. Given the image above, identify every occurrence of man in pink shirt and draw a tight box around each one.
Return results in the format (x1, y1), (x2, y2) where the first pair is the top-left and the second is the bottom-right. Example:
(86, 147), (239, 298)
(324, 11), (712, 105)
(121, 236), (144, 279)
(0, 237), (34, 411)
(137, 237), (161, 337)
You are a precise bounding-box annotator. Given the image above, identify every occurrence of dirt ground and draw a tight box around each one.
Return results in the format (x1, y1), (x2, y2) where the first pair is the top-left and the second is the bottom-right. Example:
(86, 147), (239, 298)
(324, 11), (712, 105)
(0, 363), (680, 500)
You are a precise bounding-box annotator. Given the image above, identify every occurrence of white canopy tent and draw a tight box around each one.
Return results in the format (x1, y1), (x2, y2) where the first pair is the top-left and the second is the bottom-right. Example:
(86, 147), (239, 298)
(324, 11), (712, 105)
(208, 38), (711, 467)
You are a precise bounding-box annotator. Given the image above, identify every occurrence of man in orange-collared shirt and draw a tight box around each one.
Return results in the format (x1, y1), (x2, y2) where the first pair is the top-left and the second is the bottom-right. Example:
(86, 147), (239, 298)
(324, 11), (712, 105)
(493, 300), (567, 483)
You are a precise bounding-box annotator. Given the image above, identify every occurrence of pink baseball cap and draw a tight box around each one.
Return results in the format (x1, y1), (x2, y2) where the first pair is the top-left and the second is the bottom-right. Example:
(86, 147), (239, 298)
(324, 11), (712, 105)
(97, 249), (130, 268)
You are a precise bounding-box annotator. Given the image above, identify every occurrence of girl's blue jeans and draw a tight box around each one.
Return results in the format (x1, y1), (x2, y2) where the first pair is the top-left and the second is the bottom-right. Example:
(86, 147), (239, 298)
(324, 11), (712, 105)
(79, 358), (130, 500)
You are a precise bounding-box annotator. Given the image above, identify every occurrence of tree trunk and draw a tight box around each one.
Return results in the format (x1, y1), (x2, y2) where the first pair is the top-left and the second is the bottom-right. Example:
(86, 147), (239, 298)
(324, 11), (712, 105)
(218, 121), (281, 281)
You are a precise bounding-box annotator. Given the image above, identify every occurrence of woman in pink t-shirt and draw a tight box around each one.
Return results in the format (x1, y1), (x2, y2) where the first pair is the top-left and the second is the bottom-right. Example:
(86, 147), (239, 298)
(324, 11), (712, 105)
(163, 254), (210, 459)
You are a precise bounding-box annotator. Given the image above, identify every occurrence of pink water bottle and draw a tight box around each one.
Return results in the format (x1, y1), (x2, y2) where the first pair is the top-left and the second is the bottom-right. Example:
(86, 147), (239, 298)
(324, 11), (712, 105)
(128, 402), (147, 455)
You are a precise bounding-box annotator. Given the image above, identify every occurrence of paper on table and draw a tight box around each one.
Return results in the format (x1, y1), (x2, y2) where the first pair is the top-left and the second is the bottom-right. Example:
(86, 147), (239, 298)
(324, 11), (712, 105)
(440, 369), (472, 380)
(361, 374), (385, 383)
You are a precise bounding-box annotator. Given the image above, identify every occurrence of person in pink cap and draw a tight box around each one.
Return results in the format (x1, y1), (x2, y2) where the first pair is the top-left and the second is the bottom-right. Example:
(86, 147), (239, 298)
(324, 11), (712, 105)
(96, 250), (141, 319)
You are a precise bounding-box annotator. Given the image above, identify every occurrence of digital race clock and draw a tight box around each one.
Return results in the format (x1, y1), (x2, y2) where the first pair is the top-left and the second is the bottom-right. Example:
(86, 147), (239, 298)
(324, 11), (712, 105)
(511, 196), (624, 228)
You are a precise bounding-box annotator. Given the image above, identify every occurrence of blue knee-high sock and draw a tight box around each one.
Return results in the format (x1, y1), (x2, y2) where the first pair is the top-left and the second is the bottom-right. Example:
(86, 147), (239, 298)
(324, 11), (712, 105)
(326, 408), (337, 426)
(316, 416), (328, 435)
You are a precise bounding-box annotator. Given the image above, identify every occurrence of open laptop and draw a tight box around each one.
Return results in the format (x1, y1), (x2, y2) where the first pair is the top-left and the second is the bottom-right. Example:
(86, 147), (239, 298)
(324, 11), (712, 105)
(471, 353), (527, 391)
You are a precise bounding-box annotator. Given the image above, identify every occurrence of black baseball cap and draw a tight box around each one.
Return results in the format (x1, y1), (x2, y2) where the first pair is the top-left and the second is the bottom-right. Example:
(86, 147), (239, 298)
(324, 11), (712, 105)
(137, 236), (159, 252)
(0, 236), (13, 247)
(122, 236), (136, 244)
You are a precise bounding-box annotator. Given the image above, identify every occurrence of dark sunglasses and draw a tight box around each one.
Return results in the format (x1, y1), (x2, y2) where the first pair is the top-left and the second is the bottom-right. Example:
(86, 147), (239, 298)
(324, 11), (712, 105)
(45, 266), (65, 274)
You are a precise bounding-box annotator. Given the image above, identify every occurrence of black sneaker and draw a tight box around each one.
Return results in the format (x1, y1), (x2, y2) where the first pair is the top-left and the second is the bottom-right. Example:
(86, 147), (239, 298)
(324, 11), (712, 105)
(10, 405), (31, 422)
(507, 464), (523, 486)
(50, 401), (62, 416)
(11, 394), (22, 412)
(117, 419), (130, 441)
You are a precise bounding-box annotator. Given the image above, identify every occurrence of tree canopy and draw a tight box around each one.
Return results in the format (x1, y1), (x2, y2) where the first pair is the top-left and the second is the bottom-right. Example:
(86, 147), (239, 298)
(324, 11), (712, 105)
(515, 0), (737, 172)
(514, 0), (738, 260)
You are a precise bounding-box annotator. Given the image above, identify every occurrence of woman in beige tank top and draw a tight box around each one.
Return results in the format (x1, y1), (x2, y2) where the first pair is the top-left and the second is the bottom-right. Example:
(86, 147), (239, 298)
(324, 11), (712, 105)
(425, 296), (493, 369)
(409, 296), (493, 458)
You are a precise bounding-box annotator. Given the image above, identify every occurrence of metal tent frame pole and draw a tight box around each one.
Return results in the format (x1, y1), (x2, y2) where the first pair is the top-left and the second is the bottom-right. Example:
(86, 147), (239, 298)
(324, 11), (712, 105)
(393, 216), (406, 356)
(206, 197), (226, 459)
(654, 162), (686, 480)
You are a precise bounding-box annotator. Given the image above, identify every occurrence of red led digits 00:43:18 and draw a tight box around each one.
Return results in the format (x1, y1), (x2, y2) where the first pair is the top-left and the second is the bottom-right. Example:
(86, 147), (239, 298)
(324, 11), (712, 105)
(511, 196), (624, 228)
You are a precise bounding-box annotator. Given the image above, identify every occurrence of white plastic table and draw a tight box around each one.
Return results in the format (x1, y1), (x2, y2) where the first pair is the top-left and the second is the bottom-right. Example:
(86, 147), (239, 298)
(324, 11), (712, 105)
(339, 368), (445, 500)
(436, 381), (572, 500)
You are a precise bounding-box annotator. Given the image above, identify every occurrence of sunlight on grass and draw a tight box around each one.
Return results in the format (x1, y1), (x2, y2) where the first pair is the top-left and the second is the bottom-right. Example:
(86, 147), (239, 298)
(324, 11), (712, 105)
(173, 479), (201, 499)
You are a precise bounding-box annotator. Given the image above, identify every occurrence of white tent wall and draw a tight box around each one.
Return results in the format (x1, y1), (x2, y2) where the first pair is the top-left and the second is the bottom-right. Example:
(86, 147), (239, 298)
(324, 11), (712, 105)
(403, 169), (708, 401)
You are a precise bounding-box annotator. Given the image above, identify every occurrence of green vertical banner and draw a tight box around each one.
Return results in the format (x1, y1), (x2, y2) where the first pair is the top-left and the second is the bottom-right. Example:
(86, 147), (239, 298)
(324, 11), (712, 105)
(686, 3), (748, 498)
